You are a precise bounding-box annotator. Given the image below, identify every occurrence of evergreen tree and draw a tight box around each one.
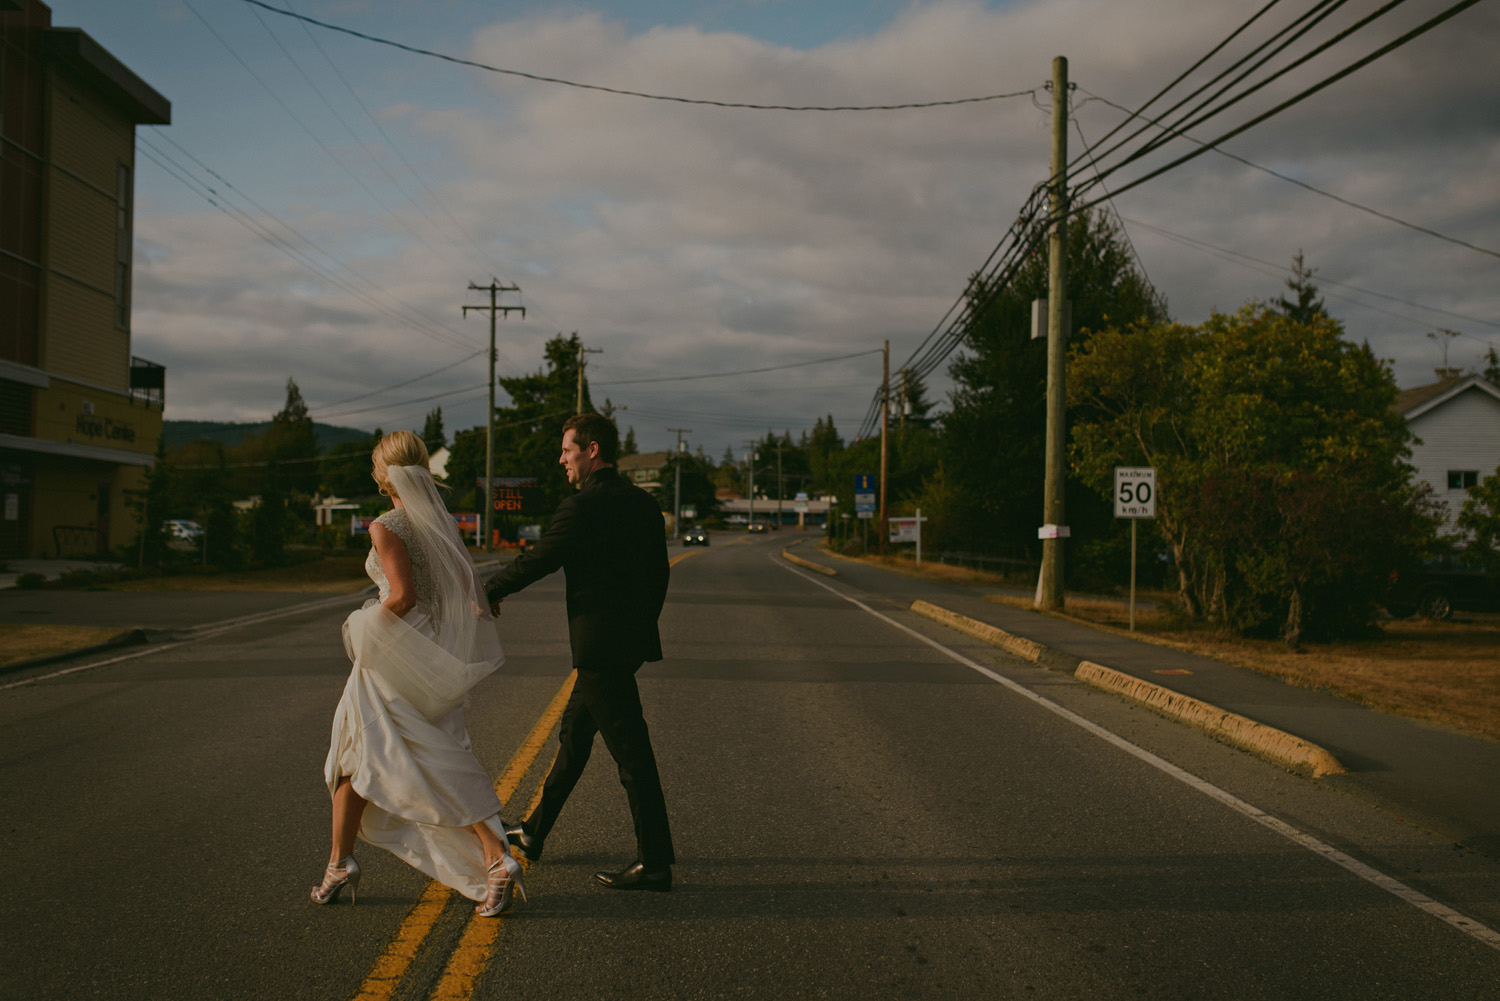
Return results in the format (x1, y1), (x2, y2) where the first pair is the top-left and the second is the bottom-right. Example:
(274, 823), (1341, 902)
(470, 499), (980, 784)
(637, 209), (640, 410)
(422, 407), (446, 453)
(620, 426), (639, 457)
(944, 207), (1166, 562)
(1276, 250), (1328, 324)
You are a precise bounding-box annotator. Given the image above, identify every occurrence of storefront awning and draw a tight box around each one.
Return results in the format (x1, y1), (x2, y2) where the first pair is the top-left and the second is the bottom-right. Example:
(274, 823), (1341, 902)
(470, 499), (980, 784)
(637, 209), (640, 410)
(0, 433), (155, 467)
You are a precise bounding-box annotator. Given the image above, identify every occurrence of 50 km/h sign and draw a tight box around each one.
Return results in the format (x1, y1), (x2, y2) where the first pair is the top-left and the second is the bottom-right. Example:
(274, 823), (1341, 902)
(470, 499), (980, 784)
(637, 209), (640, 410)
(1114, 466), (1156, 633)
(1114, 467), (1157, 519)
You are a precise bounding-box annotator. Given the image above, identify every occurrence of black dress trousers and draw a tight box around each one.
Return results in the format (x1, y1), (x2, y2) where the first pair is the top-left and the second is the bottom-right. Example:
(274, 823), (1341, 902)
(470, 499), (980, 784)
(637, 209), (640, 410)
(528, 666), (676, 870)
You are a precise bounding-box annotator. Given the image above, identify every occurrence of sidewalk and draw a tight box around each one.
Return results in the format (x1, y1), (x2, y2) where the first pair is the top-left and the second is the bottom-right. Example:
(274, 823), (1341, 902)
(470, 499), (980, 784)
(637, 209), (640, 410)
(798, 546), (1500, 860)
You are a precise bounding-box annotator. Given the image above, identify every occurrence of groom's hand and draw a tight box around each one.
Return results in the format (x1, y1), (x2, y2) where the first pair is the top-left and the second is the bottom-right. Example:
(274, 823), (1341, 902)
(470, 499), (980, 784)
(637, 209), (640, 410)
(491, 597), (504, 616)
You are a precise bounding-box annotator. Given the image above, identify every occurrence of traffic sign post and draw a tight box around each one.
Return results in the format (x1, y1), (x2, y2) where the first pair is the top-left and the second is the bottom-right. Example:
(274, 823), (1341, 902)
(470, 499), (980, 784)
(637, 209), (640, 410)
(1114, 467), (1157, 631)
(887, 508), (928, 564)
(854, 474), (876, 554)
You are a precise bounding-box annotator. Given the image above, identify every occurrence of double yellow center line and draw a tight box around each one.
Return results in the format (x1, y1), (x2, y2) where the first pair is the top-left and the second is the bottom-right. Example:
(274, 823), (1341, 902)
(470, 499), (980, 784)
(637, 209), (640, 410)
(351, 546), (705, 1000)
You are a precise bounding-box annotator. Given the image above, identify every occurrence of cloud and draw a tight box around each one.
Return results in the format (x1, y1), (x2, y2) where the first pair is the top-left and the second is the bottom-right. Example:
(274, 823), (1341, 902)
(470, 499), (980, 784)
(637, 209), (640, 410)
(129, 0), (1500, 451)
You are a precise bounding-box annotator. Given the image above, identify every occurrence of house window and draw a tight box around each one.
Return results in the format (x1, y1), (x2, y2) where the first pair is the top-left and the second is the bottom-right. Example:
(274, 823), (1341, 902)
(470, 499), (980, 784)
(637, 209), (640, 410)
(1447, 470), (1479, 490)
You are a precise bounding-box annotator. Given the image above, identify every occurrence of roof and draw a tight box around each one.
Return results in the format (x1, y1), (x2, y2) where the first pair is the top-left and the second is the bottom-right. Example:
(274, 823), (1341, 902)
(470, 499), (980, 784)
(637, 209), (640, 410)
(42, 27), (171, 125)
(617, 451), (670, 472)
(1394, 374), (1500, 420)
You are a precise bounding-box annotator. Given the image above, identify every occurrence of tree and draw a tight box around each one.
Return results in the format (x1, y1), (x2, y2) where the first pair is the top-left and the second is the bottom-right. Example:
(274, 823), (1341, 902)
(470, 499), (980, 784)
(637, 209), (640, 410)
(422, 407), (446, 453)
(620, 426), (639, 458)
(127, 437), (173, 568)
(1482, 346), (1500, 387)
(806, 415), (844, 495)
(320, 432), (382, 499)
(1276, 250), (1327, 324)
(170, 438), (243, 567)
(1069, 303), (1439, 643)
(1458, 466), (1500, 570)
(944, 207), (1167, 562)
(264, 377), (320, 494)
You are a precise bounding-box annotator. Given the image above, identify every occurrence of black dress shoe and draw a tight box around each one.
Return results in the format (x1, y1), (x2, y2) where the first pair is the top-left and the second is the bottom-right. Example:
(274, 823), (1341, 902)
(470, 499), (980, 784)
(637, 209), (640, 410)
(594, 861), (672, 892)
(503, 820), (543, 862)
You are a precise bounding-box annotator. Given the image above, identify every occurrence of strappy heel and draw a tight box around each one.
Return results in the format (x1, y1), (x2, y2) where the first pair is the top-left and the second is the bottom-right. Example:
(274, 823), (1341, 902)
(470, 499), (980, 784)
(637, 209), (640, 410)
(311, 855), (361, 905)
(475, 854), (527, 917)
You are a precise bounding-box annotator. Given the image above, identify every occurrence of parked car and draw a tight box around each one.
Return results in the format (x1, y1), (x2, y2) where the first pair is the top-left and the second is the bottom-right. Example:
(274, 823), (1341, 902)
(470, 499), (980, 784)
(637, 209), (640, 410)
(163, 519), (204, 541)
(747, 521), (768, 534)
(1384, 555), (1500, 620)
(683, 525), (709, 546)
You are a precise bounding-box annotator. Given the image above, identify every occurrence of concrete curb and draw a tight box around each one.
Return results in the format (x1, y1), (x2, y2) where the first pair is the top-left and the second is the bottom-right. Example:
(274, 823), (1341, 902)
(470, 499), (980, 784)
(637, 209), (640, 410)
(1074, 661), (1346, 778)
(912, 599), (1044, 661)
(909, 599), (1347, 779)
(782, 547), (837, 576)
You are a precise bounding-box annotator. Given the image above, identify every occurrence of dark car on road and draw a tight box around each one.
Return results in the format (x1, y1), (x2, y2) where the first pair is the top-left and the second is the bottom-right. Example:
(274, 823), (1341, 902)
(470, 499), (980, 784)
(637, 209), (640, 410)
(682, 525), (709, 546)
(1384, 554), (1500, 620)
(747, 521), (768, 534)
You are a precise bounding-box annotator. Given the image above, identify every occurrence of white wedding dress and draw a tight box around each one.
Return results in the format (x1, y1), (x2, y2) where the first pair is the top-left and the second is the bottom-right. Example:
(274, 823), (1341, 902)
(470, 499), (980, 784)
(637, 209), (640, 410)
(324, 503), (508, 901)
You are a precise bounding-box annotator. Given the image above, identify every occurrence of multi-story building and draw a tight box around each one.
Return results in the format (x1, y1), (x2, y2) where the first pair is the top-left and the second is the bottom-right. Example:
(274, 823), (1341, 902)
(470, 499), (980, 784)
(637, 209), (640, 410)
(0, 0), (169, 558)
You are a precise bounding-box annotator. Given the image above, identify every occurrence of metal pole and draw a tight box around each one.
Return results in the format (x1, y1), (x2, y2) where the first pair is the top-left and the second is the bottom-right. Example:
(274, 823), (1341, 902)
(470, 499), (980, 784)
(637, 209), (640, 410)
(776, 441), (783, 531)
(1130, 518), (1138, 632)
(1040, 55), (1069, 610)
(916, 507), (922, 566)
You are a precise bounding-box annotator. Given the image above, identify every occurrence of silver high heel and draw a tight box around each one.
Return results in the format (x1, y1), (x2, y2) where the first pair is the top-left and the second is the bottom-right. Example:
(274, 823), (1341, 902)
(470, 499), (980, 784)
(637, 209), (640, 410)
(311, 855), (361, 905)
(475, 854), (527, 917)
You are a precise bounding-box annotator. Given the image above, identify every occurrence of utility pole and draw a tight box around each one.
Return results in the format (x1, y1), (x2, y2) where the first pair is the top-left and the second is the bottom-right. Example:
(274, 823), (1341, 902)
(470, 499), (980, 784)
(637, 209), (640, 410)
(669, 427), (691, 532)
(576, 341), (603, 414)
(462, 280), (523, 552)
(775, 439), (783, 531)
(743, 439), (758, 530)
(1040, 56), (1069, 609)
(879, 339), (889, 555)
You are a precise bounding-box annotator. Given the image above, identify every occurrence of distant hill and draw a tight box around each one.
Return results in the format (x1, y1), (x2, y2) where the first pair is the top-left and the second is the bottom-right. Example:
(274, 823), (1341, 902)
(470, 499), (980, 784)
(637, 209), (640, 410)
(164, 420), (374, 453)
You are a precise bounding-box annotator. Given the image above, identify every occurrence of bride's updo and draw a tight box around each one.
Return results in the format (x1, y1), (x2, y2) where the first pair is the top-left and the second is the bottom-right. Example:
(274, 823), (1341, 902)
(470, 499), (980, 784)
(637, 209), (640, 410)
(372, 430), (431, 497)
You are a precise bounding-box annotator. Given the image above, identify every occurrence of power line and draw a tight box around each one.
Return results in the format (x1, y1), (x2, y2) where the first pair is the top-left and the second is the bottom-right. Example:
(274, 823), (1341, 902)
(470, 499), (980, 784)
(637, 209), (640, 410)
(1075, 87), (1500, 262)
(310, 349), (488, 411)
(1070, 0), (1359, 186)
(1070, 0), (1487, 218)
(136, 137), (482, 354)
(591, 348), (884, 386)
(281, 0), (511, 284)
(1119, 215), (1500, 331)
(237, 0), (1037, 112)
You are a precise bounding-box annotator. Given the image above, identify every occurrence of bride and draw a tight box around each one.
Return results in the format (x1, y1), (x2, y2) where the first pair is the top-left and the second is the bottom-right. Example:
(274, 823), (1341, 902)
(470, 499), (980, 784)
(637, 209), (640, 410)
(311, 430), (523, 917)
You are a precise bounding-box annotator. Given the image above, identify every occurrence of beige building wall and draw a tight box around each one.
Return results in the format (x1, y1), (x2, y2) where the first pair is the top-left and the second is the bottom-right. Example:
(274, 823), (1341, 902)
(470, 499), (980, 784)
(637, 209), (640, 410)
(39, 68), (134, 390)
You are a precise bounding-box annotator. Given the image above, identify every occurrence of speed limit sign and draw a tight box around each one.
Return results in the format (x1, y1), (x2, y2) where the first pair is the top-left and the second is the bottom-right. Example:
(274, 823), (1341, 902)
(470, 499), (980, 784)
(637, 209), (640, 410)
(1114, 467), (1156, 519)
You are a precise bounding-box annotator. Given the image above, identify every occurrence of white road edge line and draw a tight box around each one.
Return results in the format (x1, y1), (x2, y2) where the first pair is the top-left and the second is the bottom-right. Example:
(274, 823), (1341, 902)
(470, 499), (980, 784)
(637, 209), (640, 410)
(772, 554), (1500, 954)
(0, 590), (369, 692)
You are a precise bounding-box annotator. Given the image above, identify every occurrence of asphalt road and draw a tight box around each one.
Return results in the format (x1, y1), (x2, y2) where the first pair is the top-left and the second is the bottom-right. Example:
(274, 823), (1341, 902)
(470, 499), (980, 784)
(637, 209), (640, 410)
(2, 531), (1498, 1000)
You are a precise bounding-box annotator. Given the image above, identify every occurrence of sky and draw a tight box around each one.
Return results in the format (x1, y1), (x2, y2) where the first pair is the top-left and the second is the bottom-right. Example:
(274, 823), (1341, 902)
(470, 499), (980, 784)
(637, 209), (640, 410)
(45, 0), (1500, 461)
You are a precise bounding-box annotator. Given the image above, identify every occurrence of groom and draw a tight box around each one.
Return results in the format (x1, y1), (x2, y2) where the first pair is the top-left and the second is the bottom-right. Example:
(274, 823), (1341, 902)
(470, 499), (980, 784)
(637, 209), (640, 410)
(485, 413), (675, 891)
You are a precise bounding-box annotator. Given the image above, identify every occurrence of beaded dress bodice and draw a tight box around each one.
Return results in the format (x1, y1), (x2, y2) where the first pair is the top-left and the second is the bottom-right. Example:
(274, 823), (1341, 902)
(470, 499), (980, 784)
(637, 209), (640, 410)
(365, 507), (438, 621)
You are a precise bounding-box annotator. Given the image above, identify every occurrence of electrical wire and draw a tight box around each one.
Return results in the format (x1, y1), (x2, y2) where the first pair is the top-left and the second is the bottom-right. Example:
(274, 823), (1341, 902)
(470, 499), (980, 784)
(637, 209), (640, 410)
(310, 349), (487, 411)
(237, 0), (1037, 112)
(1075, 88), (1500, 262)
(136, 140), (475, 354)
(1070, 0), (1487, 217)
(1119, 215), (1500, 331)
(1062, 0), (1356, 186)
(591, 348), (884, 386)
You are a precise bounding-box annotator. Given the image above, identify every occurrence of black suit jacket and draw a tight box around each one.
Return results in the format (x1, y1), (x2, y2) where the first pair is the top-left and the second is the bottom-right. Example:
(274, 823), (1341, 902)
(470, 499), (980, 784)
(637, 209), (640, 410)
(485, 466), (669, 671)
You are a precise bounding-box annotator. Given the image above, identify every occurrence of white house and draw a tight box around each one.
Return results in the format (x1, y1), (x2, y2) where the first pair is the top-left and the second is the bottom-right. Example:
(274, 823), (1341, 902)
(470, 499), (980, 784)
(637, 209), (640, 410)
(1394, 374), (1500, 535)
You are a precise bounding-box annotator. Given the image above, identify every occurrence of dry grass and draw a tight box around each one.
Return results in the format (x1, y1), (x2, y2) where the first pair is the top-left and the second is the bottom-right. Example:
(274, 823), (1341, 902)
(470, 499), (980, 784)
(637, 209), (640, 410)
(105, 554), (372, 593)
(986, 593), (1500, 744)
(0, 624), (123, 668)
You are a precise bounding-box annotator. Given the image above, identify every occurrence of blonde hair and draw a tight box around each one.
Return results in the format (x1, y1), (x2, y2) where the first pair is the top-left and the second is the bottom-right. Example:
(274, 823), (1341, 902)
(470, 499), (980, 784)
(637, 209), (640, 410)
(372, 430), (431, 497)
